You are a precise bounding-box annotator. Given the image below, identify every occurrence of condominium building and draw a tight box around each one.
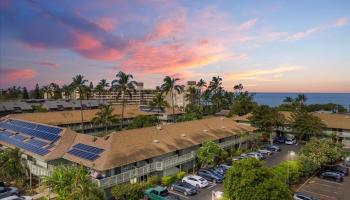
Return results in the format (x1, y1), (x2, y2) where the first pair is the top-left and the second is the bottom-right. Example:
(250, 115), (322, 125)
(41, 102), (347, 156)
(0, 117), (255, 195)
(233, 112), (350, 147)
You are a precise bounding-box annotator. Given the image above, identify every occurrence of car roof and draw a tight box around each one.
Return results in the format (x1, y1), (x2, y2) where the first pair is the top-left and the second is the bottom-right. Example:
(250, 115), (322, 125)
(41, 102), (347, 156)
(187, 175), (203, 179)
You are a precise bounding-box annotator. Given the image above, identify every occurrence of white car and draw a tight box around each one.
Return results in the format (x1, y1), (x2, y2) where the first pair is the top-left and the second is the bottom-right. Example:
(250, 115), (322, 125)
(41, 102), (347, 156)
(246, 152), (263, 160)
(258, 149), (273, 156)
(2, 195), (33, 200)
(182, 175), (209, 188)
(285, 138), (296, 145)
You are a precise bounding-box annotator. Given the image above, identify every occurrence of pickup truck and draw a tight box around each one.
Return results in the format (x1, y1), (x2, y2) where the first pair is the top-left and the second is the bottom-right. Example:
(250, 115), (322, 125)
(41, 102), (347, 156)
(144, 186), (180, 200)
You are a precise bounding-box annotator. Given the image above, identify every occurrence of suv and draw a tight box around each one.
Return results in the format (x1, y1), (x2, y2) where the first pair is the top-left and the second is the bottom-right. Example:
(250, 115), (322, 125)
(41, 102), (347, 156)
(246, 152), (264, 160)
(0, 187), (18, 199)
(266, 145), (281, 152)
(323, 165), (349, 176)
(319, 171), (343, 182)
(144, 186), (180, 200)
(170, 182), (197, 196)
(182, 175), (208, 188)
(197, 169), (224, 183)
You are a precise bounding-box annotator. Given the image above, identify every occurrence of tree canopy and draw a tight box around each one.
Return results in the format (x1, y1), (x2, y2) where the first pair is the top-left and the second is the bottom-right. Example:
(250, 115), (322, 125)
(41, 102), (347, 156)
(291, 111), (324, 140)
(0, 148), (26, 185)
(196, 141), (224, 167)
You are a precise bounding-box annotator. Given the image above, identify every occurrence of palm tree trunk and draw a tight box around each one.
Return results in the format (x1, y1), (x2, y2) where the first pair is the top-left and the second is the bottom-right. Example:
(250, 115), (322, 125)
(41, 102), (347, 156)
(105, 124), (107, 134)
(80, 98), (84, 134)
(121, 94), (125, 130)
(171, 90), (175, 122)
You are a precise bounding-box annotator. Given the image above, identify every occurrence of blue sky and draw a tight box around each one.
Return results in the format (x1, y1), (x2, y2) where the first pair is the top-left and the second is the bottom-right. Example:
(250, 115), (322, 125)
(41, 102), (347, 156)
(0, 0), (349, 92)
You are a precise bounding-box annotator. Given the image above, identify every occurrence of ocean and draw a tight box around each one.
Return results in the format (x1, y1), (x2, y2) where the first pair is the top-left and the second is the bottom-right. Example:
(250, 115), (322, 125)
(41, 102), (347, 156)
(253, 93), (350, 109)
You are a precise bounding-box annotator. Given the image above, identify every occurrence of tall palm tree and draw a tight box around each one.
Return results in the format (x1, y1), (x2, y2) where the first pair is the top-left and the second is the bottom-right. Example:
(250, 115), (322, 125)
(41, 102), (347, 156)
(296, 94), (307, 110)
(196, 79), (207, 105)
(233, 83), (244, 94)
(149, 93), (169, 124)
(111, 71), (137, 130)
(160, 76), (184, 122)
(95, 79), (110, 101)
(92, 104), (119, 134)
(283, 96), (294, 104)
(208, 76), (224, 111)
(62, 84), (74, 99)
(185, 87), (199, 106)
(71, 75), (89, 134)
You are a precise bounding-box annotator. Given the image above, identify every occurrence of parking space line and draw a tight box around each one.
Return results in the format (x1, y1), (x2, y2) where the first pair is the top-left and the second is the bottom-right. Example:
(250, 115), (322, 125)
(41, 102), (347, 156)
(297, 174), (316, 192)
(303, 184), (338, 195)
(313, 178), (343, 186)
(300, 189), (337, 200)
(206, 183), (217, 189)
(168, 191), (190, 199)
(310, 182), (341, 189)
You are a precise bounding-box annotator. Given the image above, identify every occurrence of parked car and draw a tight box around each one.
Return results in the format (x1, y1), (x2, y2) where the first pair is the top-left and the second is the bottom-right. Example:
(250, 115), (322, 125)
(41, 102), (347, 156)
(217, 163), (231, 173)
(182, 175), (209, 188)
(323, 165), (349, 176)
(0, 187), (18, 199)
(319, 171), (343, 182)
(285, 138), (297, 145)
(266, 145), (281, 152)
(2, 195), (33, 200)
(144, 186), (180, 200)
(170, 182), (197, 196)
(257, 149), (273, 156)
(293, 192), (317, 200)
(232, 156), (244, 161)
(246, 152), (264, 160)
(197, 169), (224, 183)
(341, 160), (350, 167)
(273, 136), (287, 144)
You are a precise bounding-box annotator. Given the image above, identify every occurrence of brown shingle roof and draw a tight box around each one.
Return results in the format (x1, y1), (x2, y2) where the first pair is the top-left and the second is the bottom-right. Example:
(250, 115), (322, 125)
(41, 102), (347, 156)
(8, 105), (183, 125)
(233, 112), (350, 130)
(62, 117), (256, 171)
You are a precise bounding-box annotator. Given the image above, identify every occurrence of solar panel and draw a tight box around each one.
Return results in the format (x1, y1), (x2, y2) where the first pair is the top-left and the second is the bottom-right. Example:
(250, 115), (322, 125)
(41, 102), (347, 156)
(67, 148), (99, 161)
(73, 143), (104, 154)
(1, 130), (14, 137)
(45, 144), (55, 149)
(26, 138), (48, 147)
(13, 134), (28, 141)
(0, 134), (49, 156)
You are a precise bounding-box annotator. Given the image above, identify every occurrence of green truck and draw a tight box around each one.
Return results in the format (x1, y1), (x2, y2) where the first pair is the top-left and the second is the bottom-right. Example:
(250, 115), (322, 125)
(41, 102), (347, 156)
(144, 186), (180, 200)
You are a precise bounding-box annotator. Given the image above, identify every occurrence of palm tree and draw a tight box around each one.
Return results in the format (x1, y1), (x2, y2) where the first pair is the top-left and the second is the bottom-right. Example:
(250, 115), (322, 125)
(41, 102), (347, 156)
(233, 83), (244, 94)
(111, 71), (137, 130)
(62, 84), (74, 99)
(196, 79), (207, 105)
(160, 76), (184, 122)
(185, 87), (199, 106)
(71, 75), (89, 134)
(283, 96), (294, 104)
(149, 93), (169, 124)
(208, 76), (224, 111)
(295, 94), (307, 110)
(0, 148), (26, 185)
(95, 79), (110, 101)
(92, 104), (119, 134)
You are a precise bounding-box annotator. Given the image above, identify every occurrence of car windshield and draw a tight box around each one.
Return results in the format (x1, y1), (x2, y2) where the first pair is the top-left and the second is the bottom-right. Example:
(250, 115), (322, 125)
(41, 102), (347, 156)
(199, 178), (206, 181)
(160, 189), (169, 196)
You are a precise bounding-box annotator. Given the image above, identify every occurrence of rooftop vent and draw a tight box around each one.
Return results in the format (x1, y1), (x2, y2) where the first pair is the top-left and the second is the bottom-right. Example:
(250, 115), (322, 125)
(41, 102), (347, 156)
(156, 126), (162, 130)
(203, 129), (208, 133)
(181, 134), (186, 137)
(345, 116), (349, 119)
(153, 140), (160, 143)
(221, 126), (226, 129)
(220, 117), (225, 120)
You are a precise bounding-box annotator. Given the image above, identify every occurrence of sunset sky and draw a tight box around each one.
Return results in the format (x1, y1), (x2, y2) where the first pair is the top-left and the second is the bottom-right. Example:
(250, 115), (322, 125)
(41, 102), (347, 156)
(0, 0), (349, 92)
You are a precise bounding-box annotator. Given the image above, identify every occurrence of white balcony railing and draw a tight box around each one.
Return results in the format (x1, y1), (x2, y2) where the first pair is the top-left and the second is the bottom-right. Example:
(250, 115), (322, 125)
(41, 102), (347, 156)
(93, 151), (196, 188)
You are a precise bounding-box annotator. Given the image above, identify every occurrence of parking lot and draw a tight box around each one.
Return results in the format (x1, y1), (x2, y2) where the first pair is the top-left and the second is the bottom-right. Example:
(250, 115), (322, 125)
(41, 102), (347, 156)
(296, 168), (350, 200)
(169, 144), (300, 200)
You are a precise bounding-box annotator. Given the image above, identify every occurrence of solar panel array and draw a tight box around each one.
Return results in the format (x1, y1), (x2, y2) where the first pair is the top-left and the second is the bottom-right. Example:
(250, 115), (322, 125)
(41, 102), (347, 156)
(0, 119), (63, 156)
(67, 143), (104, 161)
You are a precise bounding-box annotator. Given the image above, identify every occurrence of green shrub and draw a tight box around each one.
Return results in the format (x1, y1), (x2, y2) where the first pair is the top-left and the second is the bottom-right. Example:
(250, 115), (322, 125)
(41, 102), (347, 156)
(111, 182), (151, 200)
(161, 175), (175, 186)
(272, 160), (301, 185)
(176, 171), (186, 181)
(148, 175), (159, 185)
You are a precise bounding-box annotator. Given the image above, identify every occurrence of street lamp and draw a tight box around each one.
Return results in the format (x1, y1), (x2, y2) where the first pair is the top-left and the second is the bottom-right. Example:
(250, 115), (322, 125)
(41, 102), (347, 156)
(287, 151), (296, 185)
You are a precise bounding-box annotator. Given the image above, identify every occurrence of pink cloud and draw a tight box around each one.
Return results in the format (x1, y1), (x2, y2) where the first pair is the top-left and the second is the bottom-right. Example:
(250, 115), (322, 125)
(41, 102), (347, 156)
(335, 17), (349, 26)
(0, 68), (37, 84)
(35, 61), (59, 68)
(238, 18), (258, 30)
(98, 18), (116, 31)
(285, 27), (320, 41)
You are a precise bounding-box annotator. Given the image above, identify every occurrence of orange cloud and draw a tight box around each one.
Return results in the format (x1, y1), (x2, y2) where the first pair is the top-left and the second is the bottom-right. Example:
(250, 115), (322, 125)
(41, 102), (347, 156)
(0, 68), (37, 83)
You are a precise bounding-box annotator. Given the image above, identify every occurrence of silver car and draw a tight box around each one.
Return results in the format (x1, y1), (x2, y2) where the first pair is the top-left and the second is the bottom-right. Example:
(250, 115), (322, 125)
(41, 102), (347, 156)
(0, 187), (18, 199)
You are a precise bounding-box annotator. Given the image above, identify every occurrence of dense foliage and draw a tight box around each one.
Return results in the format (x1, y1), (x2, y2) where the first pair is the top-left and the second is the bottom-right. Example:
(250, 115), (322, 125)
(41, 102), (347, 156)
(0, 148), (26, 185)
(229, 91), (257, 116)
(43, 166), (104, 200)
(92, 104), (119, 134)
(291, 111), (325, 140)
(196, 141), (224, 167)
(128, 115), (157, 129)
(224, 158), (292, 200)
(111, 182), (151, 200)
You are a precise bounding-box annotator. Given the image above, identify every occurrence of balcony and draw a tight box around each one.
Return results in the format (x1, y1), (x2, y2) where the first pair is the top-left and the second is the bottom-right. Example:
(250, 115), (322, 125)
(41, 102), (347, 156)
(92, 151), (196, 188)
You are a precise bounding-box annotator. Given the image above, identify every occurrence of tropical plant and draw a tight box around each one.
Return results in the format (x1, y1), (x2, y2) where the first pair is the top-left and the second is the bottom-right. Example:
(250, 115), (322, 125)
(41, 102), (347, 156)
(185, 87), (199, 106)
(283, 96), (293, 104)
(229, 91), (257, 116)
(111, 182), (152, 200)
(0, 148), (26, 185)
(271, 160), (301, 185)
(149, 93), (169, 123)
(43, 166), (104, 200)
(71, 74), (89, 133)
(62, 84), (74, 99)
(224, 158), (292, 200)
(128, 115), (157, 129)
(160, 76), (184, 122)
(291, 111), (325, 141)
(196, 79), (207, 104)
(208, 76), (224, 111)
(249, 105), (286, 144)
(196, 141), (224, 167)
(111, 71), (137, 129)
(92, 104), (119, 134)
(95, 79), (110, 100)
